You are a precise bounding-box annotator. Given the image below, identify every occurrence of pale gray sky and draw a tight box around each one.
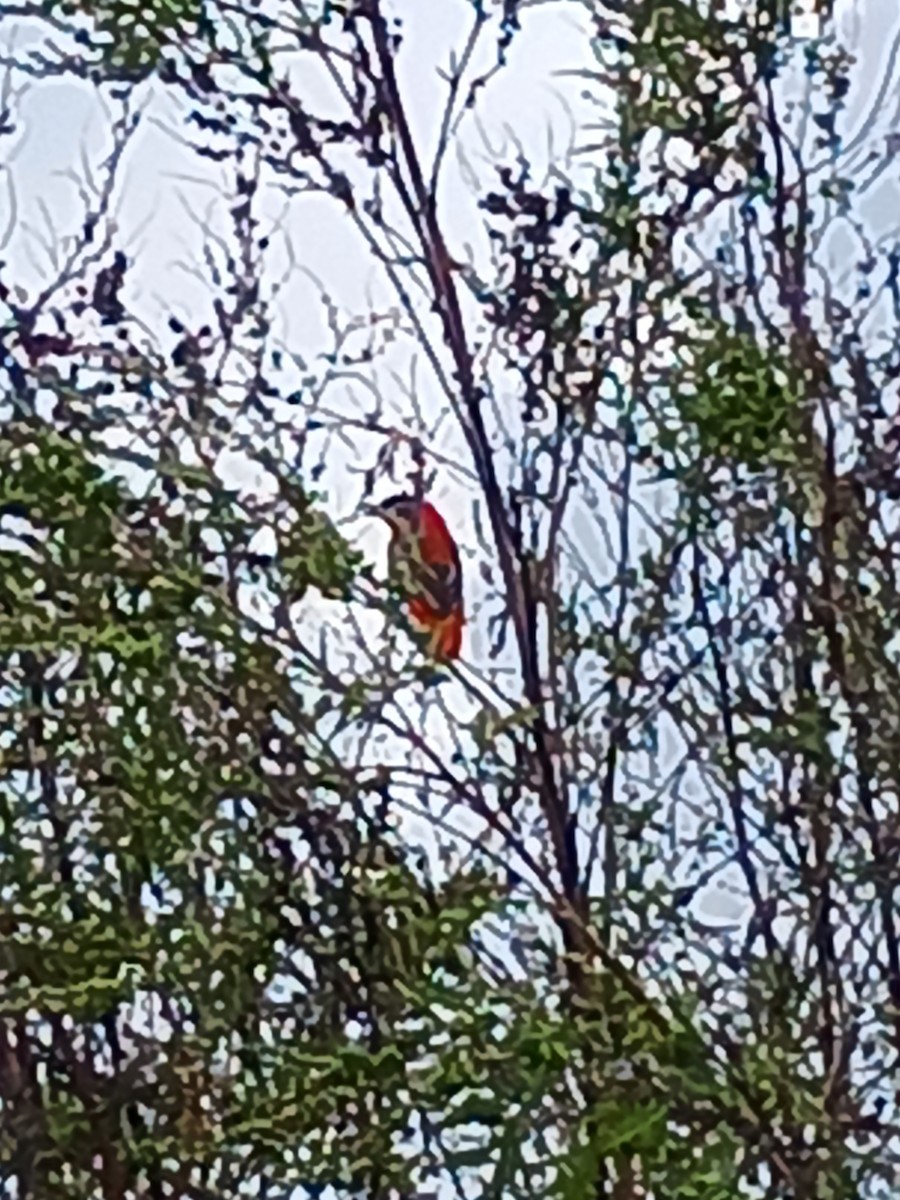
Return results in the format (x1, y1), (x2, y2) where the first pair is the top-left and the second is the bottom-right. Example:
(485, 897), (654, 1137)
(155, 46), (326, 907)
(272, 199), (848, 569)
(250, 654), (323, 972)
(3, 0), (900, 1191)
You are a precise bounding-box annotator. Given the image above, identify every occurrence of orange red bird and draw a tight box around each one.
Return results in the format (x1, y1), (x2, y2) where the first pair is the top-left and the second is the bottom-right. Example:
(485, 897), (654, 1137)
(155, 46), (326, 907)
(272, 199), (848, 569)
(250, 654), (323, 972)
(373, 494), (464, 661)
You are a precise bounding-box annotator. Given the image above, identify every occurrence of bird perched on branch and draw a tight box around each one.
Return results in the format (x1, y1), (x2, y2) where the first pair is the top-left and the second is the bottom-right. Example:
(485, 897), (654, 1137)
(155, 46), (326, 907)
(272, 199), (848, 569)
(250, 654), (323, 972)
(373, 494), (464, 661)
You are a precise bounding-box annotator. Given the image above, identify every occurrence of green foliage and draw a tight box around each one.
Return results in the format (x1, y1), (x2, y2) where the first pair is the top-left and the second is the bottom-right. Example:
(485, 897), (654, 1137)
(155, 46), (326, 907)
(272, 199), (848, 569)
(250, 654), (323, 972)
(55, 0), (206, 76)
(626, 0), (742, 141)
(593, 0), (779, 153)
(743, 691), (837, 770)
(672, 317), (808, 468)
(0, 419), (383, 1190)
(0, 419), (594, 1193)
(2, 0), (892, 1193)
(272, 479), (363, 601)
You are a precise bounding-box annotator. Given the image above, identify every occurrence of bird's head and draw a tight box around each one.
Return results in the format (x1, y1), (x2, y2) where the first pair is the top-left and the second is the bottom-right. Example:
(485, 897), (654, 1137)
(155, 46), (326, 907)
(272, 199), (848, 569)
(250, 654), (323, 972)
(371, 493), (422, 536)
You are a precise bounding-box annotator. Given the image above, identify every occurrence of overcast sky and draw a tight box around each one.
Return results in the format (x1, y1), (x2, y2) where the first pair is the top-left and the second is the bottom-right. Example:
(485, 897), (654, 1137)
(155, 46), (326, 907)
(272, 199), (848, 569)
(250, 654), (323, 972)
(2, 5), (900, 1189)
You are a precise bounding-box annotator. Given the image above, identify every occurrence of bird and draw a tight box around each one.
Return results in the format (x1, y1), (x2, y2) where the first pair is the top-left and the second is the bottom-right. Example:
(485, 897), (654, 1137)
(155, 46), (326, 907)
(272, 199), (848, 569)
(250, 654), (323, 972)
(372, 493), (464, 661)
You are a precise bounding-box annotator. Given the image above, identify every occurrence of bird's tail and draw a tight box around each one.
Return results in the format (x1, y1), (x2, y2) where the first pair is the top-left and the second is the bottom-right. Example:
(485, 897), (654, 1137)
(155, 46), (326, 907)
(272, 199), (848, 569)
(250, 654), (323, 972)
(436, 605), (464, 661)
(409, 600), (464, 661)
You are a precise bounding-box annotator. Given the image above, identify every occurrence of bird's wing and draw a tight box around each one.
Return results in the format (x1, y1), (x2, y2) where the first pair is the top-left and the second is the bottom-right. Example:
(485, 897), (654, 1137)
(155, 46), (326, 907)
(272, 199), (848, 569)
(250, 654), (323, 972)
(413, 555), (462, 619)
(388, 532), (462, 619)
